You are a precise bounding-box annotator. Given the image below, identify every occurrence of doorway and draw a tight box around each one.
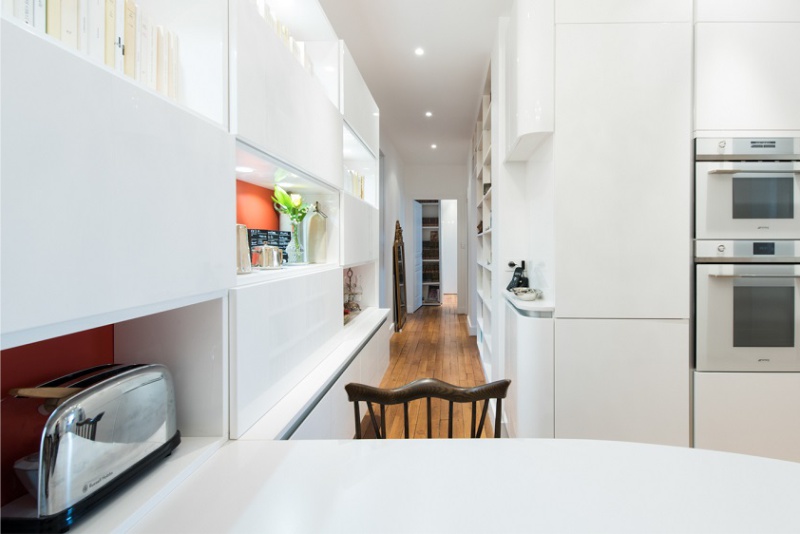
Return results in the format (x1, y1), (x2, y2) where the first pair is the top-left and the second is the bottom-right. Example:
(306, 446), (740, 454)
(412, 199), (458, 311)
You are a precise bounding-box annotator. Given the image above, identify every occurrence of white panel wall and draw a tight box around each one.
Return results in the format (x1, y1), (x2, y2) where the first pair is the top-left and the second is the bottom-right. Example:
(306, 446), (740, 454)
(115, 298), (228, 438)
(554, 22), (692, 319)
(695, 23), (800, 133)
(1, 20), (235, 343)
(694, 372), (800, 463)
(555, 319), (690, 446)
(441, 200), (458, 294)
(555, 0), (691, 23)
(696, 0), (800, 22)
(231, 0), (342, 188)
(229, 268), (343, 438)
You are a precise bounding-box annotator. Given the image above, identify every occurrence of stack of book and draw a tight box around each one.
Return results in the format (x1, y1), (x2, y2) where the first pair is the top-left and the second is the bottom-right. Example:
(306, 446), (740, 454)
(3, 0), (179, 101)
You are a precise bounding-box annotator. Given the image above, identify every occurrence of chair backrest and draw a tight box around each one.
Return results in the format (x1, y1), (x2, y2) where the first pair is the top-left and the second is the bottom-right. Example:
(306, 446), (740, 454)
(345, 378), (511, 439)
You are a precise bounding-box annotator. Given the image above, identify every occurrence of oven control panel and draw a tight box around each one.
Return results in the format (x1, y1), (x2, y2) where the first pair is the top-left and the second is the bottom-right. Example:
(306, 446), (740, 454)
(695, 240), (800, 263)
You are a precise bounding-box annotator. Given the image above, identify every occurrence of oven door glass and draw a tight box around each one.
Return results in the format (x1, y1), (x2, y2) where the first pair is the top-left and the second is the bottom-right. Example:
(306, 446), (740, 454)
(696, 264), (800, 371)
(696, 161), (800, 239)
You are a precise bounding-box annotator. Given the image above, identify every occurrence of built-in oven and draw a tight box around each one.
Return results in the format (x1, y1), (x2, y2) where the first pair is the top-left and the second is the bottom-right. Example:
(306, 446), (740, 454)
(696, 138), (800, 240)
(696, 240), (800, 372)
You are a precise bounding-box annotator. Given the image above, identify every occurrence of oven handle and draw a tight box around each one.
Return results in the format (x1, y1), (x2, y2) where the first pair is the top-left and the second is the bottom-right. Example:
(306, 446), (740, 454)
(708, 169), (800, 175)
(709, 273), (800, 278)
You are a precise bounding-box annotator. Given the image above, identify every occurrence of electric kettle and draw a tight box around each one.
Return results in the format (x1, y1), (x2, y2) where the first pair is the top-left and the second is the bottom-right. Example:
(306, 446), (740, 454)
(252, 244), (283, 269)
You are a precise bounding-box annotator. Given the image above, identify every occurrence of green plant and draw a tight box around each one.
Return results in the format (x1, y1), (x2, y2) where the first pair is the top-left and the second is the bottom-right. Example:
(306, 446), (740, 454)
(272, 185), (310, 225)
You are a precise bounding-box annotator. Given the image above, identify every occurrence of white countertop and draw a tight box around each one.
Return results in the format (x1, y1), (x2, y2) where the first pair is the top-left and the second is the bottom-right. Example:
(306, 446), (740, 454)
(503, 290), (555, 314)
(119, 438), (800, 534)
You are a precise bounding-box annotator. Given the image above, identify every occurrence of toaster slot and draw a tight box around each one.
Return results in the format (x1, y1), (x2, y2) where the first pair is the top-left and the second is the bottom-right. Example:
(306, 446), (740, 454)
(38, 363), (119, 388)
(69, 364), (147, 389)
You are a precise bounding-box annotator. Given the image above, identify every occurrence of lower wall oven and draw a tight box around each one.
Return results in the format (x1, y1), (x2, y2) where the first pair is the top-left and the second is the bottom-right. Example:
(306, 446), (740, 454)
(696, 240), (800, 371)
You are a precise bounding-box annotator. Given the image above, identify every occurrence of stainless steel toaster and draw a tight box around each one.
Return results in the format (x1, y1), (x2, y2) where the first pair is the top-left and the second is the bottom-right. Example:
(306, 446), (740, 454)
(2, 363), (180, 533)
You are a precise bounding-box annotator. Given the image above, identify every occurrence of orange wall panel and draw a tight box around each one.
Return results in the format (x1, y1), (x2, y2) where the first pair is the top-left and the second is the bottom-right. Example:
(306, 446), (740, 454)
(236, 180), (279, 230)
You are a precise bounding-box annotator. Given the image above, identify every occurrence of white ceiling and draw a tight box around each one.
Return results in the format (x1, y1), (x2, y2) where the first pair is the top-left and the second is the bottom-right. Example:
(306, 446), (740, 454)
(318, 0), (512, 166)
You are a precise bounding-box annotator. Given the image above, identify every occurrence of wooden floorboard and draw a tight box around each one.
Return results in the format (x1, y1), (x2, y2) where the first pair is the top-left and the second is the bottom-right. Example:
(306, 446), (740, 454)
(377, 294), (491, 439)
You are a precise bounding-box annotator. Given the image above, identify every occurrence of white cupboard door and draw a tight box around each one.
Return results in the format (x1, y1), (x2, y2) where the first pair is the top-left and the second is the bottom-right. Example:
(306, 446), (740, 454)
(695, 23), (800, 133)
(694, 372), (800, 463)
(696, 0), (800, 22)
(555, 319), (690, 447)
(554, 22), (692, 319)
(1, 20), (235, 344)
(341, 43), (380, 159)
(340, 194), (378, 267)
(555, 0), (691, 24)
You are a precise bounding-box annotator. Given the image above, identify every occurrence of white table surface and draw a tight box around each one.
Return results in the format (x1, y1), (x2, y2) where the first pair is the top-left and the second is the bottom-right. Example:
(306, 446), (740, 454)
(121, 438), (800, 534)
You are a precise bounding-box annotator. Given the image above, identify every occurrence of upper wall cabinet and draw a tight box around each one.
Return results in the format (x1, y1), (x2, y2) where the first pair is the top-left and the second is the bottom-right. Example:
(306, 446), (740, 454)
(1, 19), (235, 348)
(555, 0), (691, 23)
(696, 0), (800, 22)
(340, 193), (378, 268)
(230, 0), (343, 189)
(341, 43), (379, 158)
(505, 0), (553, 161)
(695, 23), (800, 133)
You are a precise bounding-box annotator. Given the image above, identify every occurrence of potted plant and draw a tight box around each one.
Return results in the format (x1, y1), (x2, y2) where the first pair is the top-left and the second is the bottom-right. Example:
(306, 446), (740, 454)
(272, 185), (310, 263)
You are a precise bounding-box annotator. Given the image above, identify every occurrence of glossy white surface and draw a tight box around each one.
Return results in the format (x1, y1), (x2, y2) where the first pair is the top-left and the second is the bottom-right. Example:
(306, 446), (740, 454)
(126, 439), (800, 533)
(555, 0), (691, 23)
(1, 19), (235, 345)
(695, 23), (800, 132)
(504, 0), (553, 161)
(229, 268), (343, 438)
(554, 22), (691, 319)
(695, 372), (800, 463)
(340, 42), (380, 160)
(340, 194), (378, 267)
(230, 0), (342, 188)
(555, 319), (690, 446)
(504, 299), (554, 438)
(696, 0), (800, 22)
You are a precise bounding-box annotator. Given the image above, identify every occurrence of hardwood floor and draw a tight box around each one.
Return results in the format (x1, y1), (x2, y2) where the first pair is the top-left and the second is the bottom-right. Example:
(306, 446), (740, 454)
(376, 294), (491, 439)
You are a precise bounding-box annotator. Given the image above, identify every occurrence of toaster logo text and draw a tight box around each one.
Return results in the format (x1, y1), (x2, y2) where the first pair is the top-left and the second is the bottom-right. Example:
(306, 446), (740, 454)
(84, 472), (114, 493)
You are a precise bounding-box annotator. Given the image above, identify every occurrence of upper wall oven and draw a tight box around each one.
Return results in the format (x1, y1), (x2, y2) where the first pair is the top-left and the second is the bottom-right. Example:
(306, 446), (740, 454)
(696, 138), (800, 240)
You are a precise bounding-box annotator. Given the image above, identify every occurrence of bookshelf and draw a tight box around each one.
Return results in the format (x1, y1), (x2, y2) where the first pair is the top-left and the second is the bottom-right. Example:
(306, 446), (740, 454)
(473, 69), (492, 363)
(420, 200), (442, 306)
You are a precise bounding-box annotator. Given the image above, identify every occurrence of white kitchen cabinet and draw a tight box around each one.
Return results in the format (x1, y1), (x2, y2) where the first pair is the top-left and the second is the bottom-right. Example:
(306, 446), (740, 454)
(340, 193), (378, 268)
(289, 316), (390, 440)
(553, 22), (692, 319)
(555, 0), (691, 23)
(555, 319), (690, 447)
(229, 267), (343, 438)
(696, 0), (800, 22)
(504, 297), (554, 438)
(1, 19), (235, 349)
(695, 23), (800, 133)
(694, 372), (800, 463)
(504, 0), (553, 161)
(230, 0), (342, 189)
(341, 43), (380, 161)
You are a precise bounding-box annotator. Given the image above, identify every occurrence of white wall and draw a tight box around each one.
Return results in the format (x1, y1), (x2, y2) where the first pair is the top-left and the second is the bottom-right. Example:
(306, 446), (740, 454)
(441, 199), (458, 294)
(379, 130), (407, 322)
(403, 164), (470, 314)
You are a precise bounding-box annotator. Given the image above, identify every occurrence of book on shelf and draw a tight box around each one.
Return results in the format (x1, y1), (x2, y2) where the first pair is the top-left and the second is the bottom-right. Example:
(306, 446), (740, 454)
(122, 0), (135, 77)
(46, 0), (60, 37)
(60, 0), (78, 48)
(77, 0), (87, 53)
(103, 0), (114, 66)
(33, 0), (45, 31)
(86, 0), (103, 62)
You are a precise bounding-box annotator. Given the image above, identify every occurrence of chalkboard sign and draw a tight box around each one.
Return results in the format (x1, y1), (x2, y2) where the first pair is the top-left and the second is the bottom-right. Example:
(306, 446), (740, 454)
(248, 229), (291, 261)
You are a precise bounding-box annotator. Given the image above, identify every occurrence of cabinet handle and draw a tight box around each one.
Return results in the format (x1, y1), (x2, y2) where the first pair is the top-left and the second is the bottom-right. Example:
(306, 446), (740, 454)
(709, 273), (800, 278)
(708, 169), (800, 175)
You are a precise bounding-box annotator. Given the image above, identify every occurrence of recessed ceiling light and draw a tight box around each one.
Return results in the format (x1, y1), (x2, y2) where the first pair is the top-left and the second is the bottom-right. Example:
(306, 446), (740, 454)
(414, 47), (425, 56)
(425, 111), (432, 117)
(235, 166), (254, 173)
(431, 144), (437, 149)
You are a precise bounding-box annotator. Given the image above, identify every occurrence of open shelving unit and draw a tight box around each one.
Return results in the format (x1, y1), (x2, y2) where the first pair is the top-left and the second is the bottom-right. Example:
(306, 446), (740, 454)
(419, 200), (442, 306)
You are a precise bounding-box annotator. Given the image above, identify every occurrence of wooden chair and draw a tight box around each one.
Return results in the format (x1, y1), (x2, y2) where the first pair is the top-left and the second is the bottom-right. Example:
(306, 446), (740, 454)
(345, 378), (511, 439)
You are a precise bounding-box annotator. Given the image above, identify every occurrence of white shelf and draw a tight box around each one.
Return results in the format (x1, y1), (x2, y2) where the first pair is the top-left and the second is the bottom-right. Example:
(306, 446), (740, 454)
(235, 263), (340, 287)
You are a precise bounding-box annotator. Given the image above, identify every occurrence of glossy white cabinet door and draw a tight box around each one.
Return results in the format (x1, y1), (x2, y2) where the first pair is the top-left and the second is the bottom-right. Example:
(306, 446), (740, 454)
(341, 43), (379, 159)
(229, 268), (343, 438)
(231, 0), (343, 188)
(695, 372), (800, 463)
(554, 22), (692, 319)
(1, 20), (235, 344)
(555, 0), (691, 23)
(696, 0), (800, 22)
(695, 23), (800, 132)
(504, 0), (553, 161)
(555, 319), (690, 447)
(340, 194), (378, 267)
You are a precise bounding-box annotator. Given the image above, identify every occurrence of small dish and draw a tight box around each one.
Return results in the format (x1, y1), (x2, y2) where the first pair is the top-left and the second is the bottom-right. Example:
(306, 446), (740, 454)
(510, 287), (543, 301)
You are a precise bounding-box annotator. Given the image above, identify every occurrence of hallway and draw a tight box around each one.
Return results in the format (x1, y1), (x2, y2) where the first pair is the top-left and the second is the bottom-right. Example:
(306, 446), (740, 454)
(378, 295), (491, 438)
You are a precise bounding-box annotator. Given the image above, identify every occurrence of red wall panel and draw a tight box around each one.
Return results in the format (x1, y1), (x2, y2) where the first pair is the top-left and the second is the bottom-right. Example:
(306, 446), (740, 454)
(236, 180), (279, 231)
